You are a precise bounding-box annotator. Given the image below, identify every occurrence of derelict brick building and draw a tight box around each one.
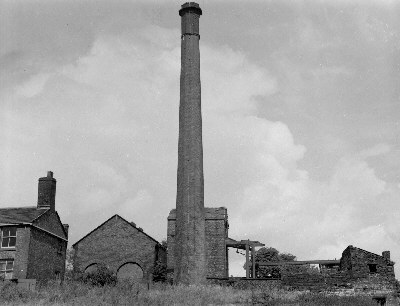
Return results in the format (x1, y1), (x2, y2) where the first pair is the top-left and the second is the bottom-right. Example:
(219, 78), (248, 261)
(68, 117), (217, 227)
(167, 207), (229, 279)
(73, 215), (166, 282)
(0, 172), (68, 283)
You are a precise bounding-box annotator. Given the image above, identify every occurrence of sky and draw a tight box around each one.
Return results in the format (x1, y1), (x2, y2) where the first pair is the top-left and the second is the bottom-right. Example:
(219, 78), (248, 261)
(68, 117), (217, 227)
(1, 0), (399, 277)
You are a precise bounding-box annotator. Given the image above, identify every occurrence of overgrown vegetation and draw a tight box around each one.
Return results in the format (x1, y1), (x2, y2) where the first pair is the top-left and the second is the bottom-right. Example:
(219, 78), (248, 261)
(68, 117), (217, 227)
(77, 264), (118, 286)
(250, 247), (320, 278)
(0, 280), (388, 305)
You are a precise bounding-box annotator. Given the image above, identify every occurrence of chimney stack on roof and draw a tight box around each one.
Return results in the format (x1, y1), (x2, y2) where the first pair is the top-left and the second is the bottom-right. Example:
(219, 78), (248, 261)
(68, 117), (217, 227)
(37, 171), (57, 211)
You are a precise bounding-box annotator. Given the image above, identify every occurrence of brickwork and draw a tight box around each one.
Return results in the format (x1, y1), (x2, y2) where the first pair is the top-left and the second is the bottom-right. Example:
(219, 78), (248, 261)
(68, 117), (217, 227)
(27, 227), (67, 282)
(167, 207), (229, 280)
(175, 2), (206, 285)
(0, 226), (31, 279)
(37, 171), (56, 211)
(33, 210), (67, 239)
(73, 215), (165, 281)
(0, 172), (68, 282)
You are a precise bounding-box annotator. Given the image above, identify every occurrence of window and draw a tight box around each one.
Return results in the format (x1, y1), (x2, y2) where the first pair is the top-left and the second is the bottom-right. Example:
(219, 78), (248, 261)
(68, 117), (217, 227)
(1, 227), (17, 248)
(368, 264), (377, 273)
(0, 260), (14, 279)
(57, 243), (63, 255)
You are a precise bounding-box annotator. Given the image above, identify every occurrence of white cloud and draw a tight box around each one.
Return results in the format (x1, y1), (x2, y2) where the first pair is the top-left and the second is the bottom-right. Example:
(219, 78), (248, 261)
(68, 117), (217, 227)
(16, 73), (51, 98)
(2, 24), (399, 279)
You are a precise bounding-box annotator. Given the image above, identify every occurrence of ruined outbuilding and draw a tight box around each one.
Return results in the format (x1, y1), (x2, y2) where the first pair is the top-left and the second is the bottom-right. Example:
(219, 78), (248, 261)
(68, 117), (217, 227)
(73, 215), (166, 282)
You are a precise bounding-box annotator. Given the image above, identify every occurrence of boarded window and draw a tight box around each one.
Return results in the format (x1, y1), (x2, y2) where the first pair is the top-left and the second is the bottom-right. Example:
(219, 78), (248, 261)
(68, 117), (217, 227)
(1, 227), (17, 248)
(0, 259), (14, 279)
(117, 263), (143, 281)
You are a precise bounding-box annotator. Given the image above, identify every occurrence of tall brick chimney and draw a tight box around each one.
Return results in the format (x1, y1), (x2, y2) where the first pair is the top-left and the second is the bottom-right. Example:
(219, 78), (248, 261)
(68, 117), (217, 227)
(37, 171), (56, 211)
(174, 2), (206, 285)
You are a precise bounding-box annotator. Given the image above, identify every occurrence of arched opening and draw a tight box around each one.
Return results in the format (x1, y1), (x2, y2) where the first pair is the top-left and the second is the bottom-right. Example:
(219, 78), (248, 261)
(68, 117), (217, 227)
(117, 262), (143, 281)
(84, 263), (98, 273)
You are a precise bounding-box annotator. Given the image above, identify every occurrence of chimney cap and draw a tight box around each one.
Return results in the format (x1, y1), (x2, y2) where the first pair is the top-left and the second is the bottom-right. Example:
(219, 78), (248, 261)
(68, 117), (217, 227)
(39, 171), (56, 181)
(179, 2), (202, 16)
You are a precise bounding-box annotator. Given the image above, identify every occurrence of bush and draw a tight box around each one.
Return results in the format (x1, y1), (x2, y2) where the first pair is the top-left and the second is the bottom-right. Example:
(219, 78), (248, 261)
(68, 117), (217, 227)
(152, 259), (167, 283)
(80, 264), (117, 287)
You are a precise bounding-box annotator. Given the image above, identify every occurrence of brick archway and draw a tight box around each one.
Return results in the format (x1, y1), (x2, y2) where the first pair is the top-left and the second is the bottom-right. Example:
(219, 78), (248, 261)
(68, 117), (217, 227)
(84, 263), (98, 273)
(117, 262), (144, 281)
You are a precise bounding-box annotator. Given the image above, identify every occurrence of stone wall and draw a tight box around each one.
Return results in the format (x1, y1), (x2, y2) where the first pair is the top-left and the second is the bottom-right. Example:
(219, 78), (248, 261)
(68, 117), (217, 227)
(167, 207), (228, 280)
(207, 277), (282, 290)
(341, 246), (396, 281)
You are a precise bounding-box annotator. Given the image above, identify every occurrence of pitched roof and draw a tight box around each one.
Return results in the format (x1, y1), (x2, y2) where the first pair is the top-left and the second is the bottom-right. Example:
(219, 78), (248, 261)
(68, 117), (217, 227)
(0, 206), (48, 224)
(72, 214), (163, 247)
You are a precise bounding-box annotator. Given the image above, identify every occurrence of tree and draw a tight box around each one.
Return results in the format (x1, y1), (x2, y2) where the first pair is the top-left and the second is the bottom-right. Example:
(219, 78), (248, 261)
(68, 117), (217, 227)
(251, 247), (296, 278)
(249, 247), (321, 278)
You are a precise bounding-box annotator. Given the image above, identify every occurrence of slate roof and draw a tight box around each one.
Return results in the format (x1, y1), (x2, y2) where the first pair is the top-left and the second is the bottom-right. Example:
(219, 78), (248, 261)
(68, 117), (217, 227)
(0, 206), (48, 224)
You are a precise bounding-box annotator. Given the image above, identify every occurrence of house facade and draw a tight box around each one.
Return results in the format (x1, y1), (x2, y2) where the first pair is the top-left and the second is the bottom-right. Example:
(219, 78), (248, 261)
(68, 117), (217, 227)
(0, 172), (68, 282)
(72, 214), (166, 282)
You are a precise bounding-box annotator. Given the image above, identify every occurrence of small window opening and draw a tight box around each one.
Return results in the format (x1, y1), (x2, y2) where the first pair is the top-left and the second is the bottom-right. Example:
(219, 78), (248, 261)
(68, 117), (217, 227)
(0, 259), (14, 279)
(368, 264), (377, 273)
(1, 227), (17, 248)
(57, 243), (63, 255)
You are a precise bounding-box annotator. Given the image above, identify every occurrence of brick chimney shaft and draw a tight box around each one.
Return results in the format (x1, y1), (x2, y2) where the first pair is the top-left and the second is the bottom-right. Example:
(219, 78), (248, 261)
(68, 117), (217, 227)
(174, 2), (206, 285)
(37, 171), (56, 211)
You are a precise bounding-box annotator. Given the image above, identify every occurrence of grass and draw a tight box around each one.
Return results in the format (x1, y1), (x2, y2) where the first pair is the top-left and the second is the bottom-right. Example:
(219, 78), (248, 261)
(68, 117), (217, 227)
(0, 280), (386, 305)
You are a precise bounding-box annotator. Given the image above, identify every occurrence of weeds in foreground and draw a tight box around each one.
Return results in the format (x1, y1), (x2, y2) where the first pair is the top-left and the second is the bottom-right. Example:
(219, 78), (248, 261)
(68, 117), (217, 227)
(0, 280), (387, 305)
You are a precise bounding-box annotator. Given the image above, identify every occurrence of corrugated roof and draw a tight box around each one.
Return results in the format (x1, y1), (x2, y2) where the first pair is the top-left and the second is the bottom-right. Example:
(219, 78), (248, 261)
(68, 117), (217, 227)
(0, 206), (48, 224)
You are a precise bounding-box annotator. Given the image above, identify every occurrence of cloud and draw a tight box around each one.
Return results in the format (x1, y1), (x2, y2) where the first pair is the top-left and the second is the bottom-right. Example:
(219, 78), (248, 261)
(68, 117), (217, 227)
(2, 23), (399, 279)
(15, 73), (51, 98)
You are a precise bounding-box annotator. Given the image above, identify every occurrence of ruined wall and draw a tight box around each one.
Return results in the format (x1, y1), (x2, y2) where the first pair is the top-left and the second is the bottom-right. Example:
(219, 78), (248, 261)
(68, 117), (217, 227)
(280, 247), (396, 295)
(167, 207), (228, 279)
(341, 246), (396, 282)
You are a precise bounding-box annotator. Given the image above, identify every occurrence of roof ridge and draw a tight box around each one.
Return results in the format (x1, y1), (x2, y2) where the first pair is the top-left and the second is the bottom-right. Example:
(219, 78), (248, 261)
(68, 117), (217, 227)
(0, 206), (39, 210)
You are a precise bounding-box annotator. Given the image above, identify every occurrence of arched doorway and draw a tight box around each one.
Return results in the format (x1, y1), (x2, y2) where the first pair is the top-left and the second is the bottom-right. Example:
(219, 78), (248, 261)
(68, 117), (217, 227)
(84, 263), (98, 273)
(117, 262), (143, 281)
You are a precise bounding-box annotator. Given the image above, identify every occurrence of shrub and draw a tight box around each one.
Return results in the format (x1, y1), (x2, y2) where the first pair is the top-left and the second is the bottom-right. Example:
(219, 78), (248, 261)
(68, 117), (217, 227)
(152, 259), (167, 283)
(80, 264), (117, 286)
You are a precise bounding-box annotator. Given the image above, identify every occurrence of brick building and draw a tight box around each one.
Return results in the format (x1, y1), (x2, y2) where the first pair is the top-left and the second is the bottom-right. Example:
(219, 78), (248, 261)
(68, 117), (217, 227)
(0, 172), (68, 282)
(72, 215), (166, 282)
(167, 207), (229, 280)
